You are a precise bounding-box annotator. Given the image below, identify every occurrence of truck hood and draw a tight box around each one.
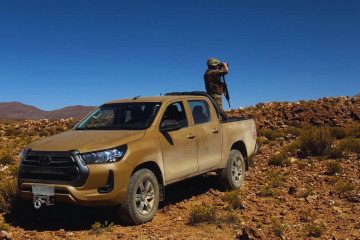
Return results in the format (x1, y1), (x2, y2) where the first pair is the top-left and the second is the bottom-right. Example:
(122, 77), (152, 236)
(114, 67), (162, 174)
(27, 130), (145, 153)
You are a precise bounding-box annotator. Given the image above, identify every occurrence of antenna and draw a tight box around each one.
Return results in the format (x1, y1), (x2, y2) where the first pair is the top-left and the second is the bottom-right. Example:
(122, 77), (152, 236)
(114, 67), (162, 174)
(133, 95), (141, 100)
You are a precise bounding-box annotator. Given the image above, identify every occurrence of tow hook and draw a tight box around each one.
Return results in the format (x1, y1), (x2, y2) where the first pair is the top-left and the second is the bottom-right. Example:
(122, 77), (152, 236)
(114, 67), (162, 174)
(33, 195), (54, 210)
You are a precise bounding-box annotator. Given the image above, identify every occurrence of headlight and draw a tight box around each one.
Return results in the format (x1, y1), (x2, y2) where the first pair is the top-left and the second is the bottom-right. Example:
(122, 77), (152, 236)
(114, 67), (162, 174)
(80, 145), (127, 164)
(19, 148), (27, 162)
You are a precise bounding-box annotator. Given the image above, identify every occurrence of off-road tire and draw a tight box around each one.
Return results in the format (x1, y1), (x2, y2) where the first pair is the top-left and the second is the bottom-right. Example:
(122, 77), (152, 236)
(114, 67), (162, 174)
(219, 149), (245, 190)
(118, 169), (159, 225)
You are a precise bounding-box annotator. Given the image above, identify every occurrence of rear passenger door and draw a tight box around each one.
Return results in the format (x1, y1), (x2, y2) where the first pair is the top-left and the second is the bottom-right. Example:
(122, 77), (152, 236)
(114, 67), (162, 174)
(187, 99), (222, 172)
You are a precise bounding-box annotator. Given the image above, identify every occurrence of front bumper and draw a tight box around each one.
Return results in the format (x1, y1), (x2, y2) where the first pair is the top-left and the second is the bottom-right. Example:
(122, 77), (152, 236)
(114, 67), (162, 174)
(18, 160), (133, 206)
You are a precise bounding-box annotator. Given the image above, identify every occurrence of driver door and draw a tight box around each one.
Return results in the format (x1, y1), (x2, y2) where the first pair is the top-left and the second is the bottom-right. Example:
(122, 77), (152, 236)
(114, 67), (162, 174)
(158, 101), (198, 183)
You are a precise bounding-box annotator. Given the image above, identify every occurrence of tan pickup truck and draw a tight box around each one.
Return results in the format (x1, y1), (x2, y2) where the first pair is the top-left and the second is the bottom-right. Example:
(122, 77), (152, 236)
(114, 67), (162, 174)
(18, 92), (257, 225)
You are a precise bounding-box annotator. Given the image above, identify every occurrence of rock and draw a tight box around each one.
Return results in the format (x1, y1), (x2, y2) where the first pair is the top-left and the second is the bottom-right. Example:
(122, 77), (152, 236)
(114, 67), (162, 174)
(280, 210), (287, 216)
(288, 186), (296, 195)
(0, 231), (7, 239)
(333, 207), (342, 213)
(236, 226), (265, 240)
(56, 229), (66, 238)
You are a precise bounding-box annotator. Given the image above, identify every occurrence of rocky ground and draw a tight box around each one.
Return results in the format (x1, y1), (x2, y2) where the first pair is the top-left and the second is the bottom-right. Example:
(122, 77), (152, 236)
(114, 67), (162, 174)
(0, 96), (359, 239)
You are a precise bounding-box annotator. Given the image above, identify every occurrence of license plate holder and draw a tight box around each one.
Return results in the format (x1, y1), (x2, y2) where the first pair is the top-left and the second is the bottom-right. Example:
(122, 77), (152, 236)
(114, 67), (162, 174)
(32, 185), (54, 196)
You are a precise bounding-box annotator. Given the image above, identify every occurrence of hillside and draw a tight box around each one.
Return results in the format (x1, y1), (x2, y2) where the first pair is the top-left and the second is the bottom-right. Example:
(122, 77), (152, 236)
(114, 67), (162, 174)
(0, 102), (95, 120)
(0, 96), (359, 239)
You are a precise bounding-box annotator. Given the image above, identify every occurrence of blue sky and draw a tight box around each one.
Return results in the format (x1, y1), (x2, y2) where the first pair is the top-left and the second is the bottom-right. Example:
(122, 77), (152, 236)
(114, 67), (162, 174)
(0, 0), (359, 110)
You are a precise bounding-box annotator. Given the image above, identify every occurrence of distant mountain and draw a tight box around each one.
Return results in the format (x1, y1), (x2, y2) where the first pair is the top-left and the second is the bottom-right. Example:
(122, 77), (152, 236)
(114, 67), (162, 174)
(0, 102), (96, 120)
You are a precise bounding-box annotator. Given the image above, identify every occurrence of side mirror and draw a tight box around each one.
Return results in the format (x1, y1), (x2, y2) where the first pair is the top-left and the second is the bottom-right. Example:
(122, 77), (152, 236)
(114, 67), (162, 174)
(160, 120), (182, 132)
(73, 121), (80, 128)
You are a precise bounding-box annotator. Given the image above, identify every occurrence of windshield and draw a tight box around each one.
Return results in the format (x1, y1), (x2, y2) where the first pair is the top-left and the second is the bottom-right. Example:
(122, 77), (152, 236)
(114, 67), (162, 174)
(76, 102), (161, 130)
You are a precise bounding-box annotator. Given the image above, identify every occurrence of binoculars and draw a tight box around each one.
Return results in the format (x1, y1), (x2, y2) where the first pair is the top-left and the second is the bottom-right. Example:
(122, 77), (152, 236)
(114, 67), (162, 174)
(219, 63), (229, 67)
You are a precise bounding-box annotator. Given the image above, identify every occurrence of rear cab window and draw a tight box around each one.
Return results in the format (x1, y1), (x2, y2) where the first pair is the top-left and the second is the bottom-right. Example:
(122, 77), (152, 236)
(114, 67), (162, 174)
(188, 100), (211, 125)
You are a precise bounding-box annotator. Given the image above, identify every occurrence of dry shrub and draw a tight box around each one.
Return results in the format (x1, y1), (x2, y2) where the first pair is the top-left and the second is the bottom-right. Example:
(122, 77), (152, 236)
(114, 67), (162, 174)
(330, 127), (347, 139)
(283, 140), (301, 154)
(224, 190), (242, 209)
(326, 146), (344, 159)
(284, 126), (302, 136)
(0, 221), (10, 231)
(220, 210), (239, 224)
(299, 209), (313, 222)
(334, 180), (355, 193)
(339, 137), (360, 154)
(259, 185), (278, 197)
(268, 152), (291, 166)
(296, 160), (307, 170)
(267, 171), (286, 188)
(188, 205), (217, 224)
(0, 148), (15, 165)
(5, 127), (22, 136)
(258, 128), (285, 140)
(0, 178), (19, 213)
(325, 161), (343, 175)
(91, 221), (114, 235)
(271, 218), (288, 237)
(299, 187), (314, 198)
(305, 223), (325, 238)
(344, 123), (360, 138)
(299, 126), (334, 156)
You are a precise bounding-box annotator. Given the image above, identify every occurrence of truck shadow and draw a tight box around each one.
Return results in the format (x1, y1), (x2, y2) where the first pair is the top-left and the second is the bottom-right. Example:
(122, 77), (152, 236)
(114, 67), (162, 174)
(5, 174), (221, 231)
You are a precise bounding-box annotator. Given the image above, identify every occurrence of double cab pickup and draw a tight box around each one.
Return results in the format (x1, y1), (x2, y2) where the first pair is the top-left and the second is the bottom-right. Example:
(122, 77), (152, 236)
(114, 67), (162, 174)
(18, 92), (257, 224)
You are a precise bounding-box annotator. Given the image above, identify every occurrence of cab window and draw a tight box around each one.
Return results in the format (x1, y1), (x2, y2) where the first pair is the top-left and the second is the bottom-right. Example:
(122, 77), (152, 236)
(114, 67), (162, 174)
(188, 100), (211, 125)
(161, 102), (188, 127)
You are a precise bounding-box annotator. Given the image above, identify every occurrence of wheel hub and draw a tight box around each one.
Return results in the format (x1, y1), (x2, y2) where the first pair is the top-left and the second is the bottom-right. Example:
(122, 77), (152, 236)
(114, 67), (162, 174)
(135, 179), (155, 215)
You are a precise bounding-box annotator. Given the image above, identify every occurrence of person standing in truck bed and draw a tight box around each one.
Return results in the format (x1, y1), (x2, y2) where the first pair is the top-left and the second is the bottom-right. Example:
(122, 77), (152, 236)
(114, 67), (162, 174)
(204, 58), (229, 110)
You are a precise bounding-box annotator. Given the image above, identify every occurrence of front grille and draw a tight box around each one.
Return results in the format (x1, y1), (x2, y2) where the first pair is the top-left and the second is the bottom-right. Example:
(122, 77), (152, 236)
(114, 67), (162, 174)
(19, 150), (89, 186)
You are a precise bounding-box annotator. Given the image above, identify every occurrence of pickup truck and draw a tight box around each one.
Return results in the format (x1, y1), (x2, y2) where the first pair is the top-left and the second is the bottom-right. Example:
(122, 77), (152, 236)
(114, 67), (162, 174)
(18, 92), (257, 225)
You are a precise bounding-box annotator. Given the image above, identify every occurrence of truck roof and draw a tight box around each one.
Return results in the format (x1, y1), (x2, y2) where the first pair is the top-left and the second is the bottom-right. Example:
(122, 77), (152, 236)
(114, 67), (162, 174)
(105, 91), (230, 120)
(104, 95), (202, 104)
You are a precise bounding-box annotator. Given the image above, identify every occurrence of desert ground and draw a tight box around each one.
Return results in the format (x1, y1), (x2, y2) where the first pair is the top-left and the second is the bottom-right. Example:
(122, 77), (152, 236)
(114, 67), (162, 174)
(0, 96), (359, 239)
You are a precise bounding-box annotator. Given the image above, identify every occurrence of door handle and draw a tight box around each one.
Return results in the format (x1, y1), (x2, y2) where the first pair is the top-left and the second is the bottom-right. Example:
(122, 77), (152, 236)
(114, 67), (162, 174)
(212, 129), (219, 134)
(187, 135), (195, 139)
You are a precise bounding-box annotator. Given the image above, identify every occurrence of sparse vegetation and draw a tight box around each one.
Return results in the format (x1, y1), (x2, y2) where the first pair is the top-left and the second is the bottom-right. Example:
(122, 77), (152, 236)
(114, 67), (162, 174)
(0, 178), (19, 213)
(283, 140), (300, 154)
(0, 221), (10, 231)
(91, 221), (114, 235)
(296, 160), (307, 170)
(305, 223), (325, 237)
(334, 180), (355, 193)
(326, 161), (343, 175)
(188, 205), (217, 224)
(259, 185), (278, 197)
(224, 190), (243, 209)
(299, 209), (313, 222)
(299, 187), (314, 198)
(0, 151), (15, 165)
(258, 128), (285, 140)
(268, 152), (291, 166)
(339, 137), (360, 154)
(220, 210), (239, 224)
(299, 126), (333, 156)
(271, 218), (288, 237)
(5, 127), (22, 136)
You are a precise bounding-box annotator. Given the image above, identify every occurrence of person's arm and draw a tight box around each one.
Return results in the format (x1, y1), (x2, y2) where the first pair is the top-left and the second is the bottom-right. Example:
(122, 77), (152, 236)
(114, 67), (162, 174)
(214, 63), (228, 76)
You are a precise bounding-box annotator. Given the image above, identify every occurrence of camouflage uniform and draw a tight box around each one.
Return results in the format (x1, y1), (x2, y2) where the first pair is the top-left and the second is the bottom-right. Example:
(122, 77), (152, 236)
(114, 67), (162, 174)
(204, 58), (228, 110)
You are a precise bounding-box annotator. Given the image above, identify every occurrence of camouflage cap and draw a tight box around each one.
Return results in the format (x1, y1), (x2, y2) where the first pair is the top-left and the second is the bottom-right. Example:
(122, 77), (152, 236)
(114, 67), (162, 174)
(207, 58), (220, 67)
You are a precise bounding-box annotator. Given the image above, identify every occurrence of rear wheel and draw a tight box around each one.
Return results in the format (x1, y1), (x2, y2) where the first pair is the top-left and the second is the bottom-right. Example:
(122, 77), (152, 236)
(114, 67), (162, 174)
(219, 149), (245, 190)
(118, 169), (159, 225)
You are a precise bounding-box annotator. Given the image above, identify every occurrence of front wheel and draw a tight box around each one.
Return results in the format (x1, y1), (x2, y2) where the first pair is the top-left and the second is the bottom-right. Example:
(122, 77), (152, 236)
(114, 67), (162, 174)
(118, 169), (159, 225)
(219, 149), (246, 190)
